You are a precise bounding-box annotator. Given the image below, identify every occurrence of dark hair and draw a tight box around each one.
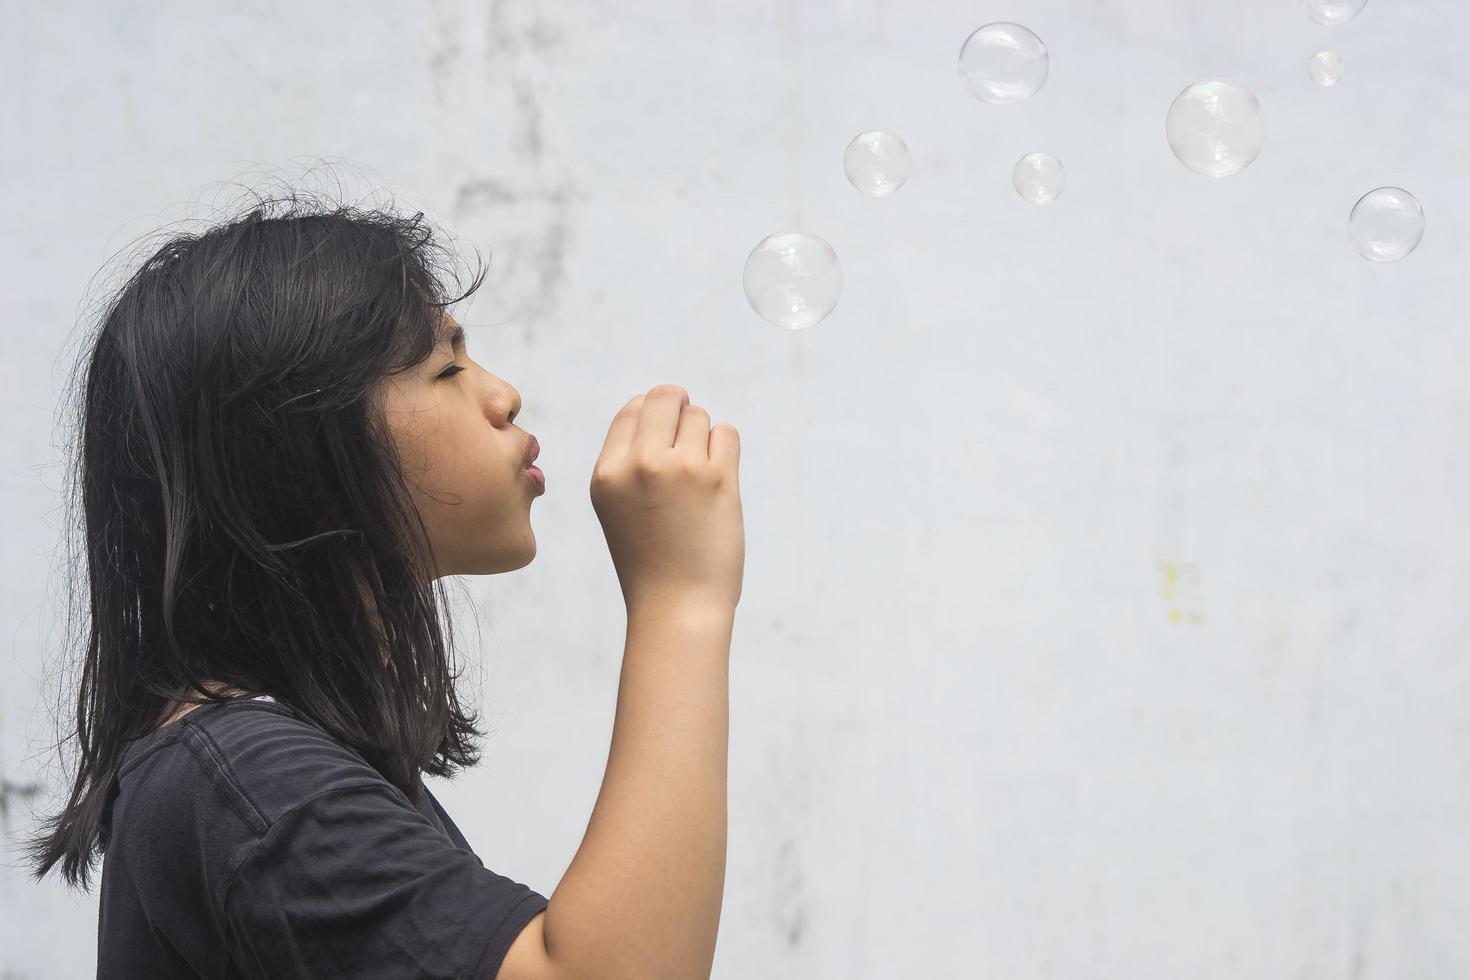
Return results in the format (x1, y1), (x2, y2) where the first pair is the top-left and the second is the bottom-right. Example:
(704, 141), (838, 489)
(23, 184), (493, 890)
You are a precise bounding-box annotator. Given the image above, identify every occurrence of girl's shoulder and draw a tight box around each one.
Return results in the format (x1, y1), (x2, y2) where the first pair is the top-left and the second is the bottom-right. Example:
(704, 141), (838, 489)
(116, 696), (394, 838)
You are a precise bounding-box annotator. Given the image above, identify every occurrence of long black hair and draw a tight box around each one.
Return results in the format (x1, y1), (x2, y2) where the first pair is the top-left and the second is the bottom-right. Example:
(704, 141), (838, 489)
(23, 185), (493, 890)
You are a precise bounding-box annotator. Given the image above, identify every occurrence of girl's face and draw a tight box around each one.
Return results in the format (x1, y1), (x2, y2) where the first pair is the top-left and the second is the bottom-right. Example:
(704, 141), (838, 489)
(376, 313), (540, 579)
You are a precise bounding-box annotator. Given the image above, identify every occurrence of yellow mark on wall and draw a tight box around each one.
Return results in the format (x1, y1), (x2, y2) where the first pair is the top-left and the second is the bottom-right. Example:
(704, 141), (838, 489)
(1158, 560), (1204, 626)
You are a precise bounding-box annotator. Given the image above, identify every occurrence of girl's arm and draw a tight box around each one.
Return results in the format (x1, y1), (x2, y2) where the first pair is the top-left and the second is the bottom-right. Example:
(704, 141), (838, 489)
(499, 598), (734, 980)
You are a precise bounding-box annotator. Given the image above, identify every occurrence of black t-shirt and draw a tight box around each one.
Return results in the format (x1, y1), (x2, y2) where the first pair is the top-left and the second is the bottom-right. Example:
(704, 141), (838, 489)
(97, 695), (549, 978)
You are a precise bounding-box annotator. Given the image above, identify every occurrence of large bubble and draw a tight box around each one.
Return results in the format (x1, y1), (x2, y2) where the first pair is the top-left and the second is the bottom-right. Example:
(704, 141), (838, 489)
(958, 23), (1049, 104)
(1303, 0), (1368, 26)
(1165, 79), (1265, 177)
(742, 232), (843, 329)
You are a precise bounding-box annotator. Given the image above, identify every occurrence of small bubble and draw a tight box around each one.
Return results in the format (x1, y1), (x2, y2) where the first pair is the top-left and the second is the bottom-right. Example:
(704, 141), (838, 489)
(1013, 152), (1065, 204)
(843, 131), (911, 197)
(1349, 187), (1424, 262)
(1308, 51), (1343, 87)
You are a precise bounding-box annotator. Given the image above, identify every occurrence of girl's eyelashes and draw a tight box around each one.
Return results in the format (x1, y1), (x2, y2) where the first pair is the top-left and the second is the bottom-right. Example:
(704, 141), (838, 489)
(437, 364), (465, 380)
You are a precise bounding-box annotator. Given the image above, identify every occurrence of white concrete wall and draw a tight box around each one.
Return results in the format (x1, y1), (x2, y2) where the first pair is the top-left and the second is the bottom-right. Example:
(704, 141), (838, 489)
(3, 1), (1468, 977)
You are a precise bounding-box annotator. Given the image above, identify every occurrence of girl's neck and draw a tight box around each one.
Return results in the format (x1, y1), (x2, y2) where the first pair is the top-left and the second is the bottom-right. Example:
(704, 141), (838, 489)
(151, 680), (257, 730)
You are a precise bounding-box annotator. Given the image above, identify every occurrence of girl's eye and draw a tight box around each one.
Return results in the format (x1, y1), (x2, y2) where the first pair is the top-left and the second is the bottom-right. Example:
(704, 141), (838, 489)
(437, 364), (465, 380)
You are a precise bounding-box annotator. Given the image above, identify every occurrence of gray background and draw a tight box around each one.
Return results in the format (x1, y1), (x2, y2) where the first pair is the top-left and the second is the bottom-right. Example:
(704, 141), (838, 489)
(3, 1), (1468, 977)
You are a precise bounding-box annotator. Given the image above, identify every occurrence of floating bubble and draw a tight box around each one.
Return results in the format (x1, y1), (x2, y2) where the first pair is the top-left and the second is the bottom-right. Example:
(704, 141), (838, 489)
(1349, 187), (1424, 262)
(843, 131), (911, 197)
(1303, 0), (1367, 25)
(742, 232), (843, 329)
(1165, 79), (1265, 177)
(1308, 51), (1343, 86)
(1013, 152), (1065, 204)
(958, 23), (1049, 104)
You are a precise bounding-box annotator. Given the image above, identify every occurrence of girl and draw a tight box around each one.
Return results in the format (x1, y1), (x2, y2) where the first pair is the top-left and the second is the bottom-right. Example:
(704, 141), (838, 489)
(23, 191), (745, 979)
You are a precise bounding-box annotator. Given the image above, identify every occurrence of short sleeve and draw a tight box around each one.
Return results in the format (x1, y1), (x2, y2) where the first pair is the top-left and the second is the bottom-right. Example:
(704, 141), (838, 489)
(222, 780), (549, 979)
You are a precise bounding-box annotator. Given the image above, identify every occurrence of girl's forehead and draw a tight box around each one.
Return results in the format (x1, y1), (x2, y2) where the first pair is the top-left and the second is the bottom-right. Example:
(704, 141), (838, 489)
(436, 312), (464, 345)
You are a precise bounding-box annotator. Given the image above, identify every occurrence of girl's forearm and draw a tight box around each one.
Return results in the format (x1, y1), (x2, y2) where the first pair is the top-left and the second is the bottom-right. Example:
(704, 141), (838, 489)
(542, 600), (733, 980)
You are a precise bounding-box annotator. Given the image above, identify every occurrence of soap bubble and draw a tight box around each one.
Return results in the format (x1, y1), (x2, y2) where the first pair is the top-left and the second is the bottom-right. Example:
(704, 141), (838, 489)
(958, 23), (1049, 104)
(1308, 51), (1343, 86)
(1013, 152), (1065, 204)
(1165, 79), (1265, 177)
(1349, 187), (1424, 262)
(843, 131), (911, 197)
(1303, 0), (1367, 25)
(742, 232), (843, 329)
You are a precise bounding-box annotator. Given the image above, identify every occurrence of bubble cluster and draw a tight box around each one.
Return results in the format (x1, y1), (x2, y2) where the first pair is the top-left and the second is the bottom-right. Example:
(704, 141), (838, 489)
(1349, 187), (1424, 262)
(1013, 152), (1065, 204)
(958, 23), (1049, 104)
(1303, 0), (1368, 25)
(1164, 79), (1265, 177)
(1308, 51), (1343, 87)
(742, 232), (844, 329)
(843, 131), (912, 197)
(738, 15), (1426, 316)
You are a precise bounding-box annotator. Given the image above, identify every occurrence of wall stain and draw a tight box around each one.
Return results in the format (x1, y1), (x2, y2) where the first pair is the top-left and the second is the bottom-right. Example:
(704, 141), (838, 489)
(429, 43), (461, 105)
(774, 837), (807, 949)
(511, 79), (543, 161)
(1158, 559), (1204, 626)
(465, 0), (580, 341)
(427, 0), (463, 107)
(1348, 911), (1368, 980)
(0, 777), (45, 831)
(453, 179), (582, 344)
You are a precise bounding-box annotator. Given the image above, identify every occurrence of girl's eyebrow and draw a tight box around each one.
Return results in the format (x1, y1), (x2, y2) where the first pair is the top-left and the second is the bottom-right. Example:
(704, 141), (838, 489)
(440, 324), (465, 349)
